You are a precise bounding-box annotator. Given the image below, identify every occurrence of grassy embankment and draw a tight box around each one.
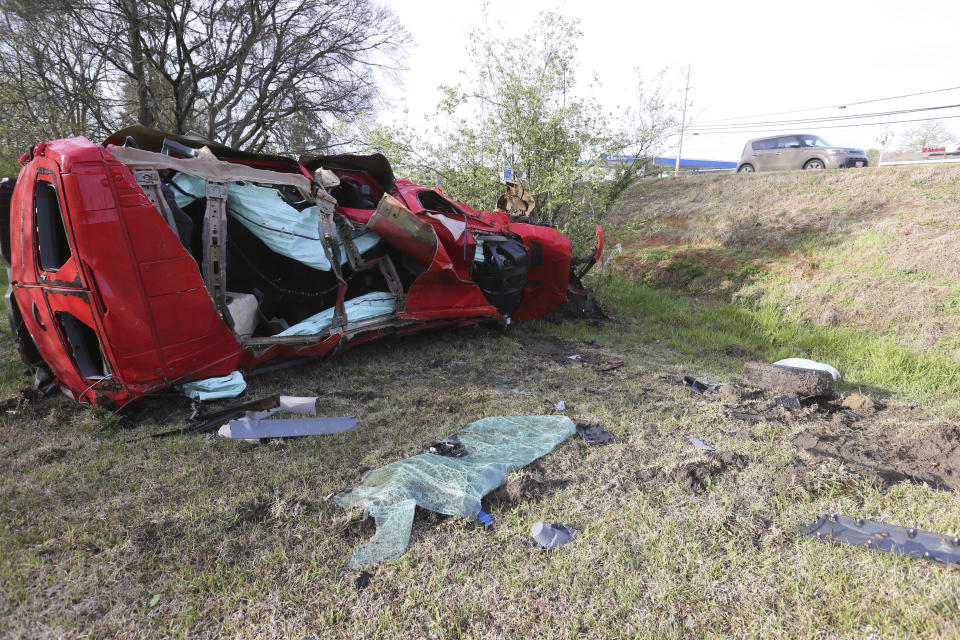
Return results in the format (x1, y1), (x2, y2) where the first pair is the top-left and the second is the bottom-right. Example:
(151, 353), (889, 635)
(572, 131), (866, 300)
(2, 165), (960, 638)
(600, 164), (960, 411)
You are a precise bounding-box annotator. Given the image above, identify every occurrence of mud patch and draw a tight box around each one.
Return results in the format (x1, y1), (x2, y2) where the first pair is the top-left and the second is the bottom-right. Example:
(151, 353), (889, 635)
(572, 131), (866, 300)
(793, 409), (960, 490)
(640, 451), (749, 493)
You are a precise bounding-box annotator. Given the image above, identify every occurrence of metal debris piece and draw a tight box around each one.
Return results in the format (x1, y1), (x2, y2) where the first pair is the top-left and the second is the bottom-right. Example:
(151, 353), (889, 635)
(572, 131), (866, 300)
(595, 361), (625, 373)
(683, 375), (722, 394)
(799, 514), (960, 567)
(568, 354), (582, 361)
(427, 436), (468, 458)
(840, 410), (863, 421)
(774, 395), (802, 410)
(219, 415), (357, 439)
(690, 437), (714, 451)
(731, 412), (766, 423)
(553, 400), (566, 411)
(529, 521), (579, 550)
(576, 422), (614, 445)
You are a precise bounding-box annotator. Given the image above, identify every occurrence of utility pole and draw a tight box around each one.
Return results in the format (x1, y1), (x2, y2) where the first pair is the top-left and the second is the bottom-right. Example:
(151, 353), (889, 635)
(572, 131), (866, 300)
(674, 65), (691, 176)
(877, 122), (893, 166)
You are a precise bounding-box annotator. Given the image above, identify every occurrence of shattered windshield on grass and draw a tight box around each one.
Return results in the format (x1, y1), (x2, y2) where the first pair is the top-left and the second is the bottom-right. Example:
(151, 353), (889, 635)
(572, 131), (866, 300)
(332, 415), (576, 568)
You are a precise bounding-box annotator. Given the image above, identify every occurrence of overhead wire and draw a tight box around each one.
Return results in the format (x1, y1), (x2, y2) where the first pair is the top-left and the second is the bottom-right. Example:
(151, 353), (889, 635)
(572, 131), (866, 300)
(692, 84), (960, 126)
(688, 103), (960, 133)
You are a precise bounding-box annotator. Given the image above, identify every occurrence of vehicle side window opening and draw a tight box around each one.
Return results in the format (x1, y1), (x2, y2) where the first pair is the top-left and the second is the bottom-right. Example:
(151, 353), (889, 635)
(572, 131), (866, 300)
(776, 136), (801, 149)
(752, 139), (776, 151)
(55, 311), (108, 379)
(162, 172), (413, 338)
(35, 179), (72, 271)
(417, 190), (463, 215)
(330, 178), (378, 209)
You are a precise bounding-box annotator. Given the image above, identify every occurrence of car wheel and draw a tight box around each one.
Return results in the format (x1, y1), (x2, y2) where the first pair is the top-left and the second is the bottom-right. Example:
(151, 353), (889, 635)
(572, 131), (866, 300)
(737, 164), (754, 173)
(803, 159), (825, 170)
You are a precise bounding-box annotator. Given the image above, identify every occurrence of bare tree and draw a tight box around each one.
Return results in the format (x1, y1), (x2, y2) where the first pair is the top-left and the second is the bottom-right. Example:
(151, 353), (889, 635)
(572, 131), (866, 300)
(0, 0), (409, 153)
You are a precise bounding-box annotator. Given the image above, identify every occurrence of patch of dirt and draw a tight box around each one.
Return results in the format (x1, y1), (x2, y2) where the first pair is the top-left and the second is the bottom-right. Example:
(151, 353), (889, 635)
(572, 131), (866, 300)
(226, 498), (273, 532)
(639, 451), (748, 494)
(32, 447), (68, 465)
(516, 334), (579, 360)
(793, 408), (960, 490)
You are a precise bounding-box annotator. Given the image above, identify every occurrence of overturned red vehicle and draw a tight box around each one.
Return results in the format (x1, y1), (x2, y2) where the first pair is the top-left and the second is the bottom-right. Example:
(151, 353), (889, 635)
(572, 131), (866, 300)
(2, 127), (602, 408)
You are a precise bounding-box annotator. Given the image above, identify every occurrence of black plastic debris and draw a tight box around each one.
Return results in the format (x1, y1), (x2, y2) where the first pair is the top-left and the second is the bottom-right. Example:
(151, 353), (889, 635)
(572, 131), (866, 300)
(840, 410), (863, 421)
(690, 437), (714, 451)
(427, 436), (468, 458)
(354, 570), (373, 591)
(529, 522), (579, 550)
(576, 422), (615, 445)
(774, 396), (802, 410)
(799, 514), (960, 568)
(731, 412), (766, 423)
(683, 376), (722, 394)
(430, 359), (445, 367)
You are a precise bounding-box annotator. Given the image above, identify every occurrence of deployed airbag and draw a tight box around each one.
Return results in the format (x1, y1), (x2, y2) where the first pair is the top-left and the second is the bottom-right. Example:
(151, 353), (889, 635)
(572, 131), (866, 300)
(275, 291), (395, 336)
(171, 174), (379, 271)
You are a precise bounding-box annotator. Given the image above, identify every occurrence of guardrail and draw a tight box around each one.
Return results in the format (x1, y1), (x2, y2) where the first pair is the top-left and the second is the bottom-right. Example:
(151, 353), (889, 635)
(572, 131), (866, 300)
(878, 158), (960, 166)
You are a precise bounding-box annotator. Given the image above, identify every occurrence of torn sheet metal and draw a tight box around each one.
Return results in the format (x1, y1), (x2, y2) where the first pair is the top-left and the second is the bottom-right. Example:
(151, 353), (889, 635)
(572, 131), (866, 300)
(219, 415), (357, 439)
(799, 514), (960, 567)
(576, 422), (614, 445)
(180, 370), (247, 400)
(683, 376), (722, 394)
(331, 415), (575, 568)
(529, 522), (578, 550)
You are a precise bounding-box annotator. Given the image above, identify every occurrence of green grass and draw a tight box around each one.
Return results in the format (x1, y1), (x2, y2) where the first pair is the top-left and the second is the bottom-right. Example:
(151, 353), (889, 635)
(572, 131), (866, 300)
(595, 274), (960, 408)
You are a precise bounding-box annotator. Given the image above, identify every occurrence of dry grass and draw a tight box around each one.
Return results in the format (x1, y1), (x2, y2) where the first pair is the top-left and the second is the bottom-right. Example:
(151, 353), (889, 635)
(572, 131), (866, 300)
(3, 303), (960, 638)
(608, 165), (960, 356)
(4, 165), (960, 637)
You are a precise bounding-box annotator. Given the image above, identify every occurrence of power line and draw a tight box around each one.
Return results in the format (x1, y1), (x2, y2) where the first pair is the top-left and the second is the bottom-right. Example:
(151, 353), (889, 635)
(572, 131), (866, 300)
(687, 113), (960, 136)
(688, 103), (960, 133)
(693, 84), (960, 126)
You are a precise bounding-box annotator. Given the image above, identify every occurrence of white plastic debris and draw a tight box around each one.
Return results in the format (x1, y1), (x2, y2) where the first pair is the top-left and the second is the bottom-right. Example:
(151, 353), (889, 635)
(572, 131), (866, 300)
(690, 437), (714, 451)
(248, 395), (317, 419)
(773, 358), (841, 381)
(568, 355), (582, 361)
(554, 400), (566, 411)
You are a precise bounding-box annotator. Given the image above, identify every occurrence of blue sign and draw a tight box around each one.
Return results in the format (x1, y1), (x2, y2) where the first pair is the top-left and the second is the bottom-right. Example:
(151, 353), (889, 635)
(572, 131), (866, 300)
(503, 162), (512, 181)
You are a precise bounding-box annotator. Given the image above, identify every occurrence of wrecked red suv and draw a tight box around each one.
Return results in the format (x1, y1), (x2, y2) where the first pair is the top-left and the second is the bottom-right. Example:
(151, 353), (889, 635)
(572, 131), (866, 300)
(2, 127), (602, 408)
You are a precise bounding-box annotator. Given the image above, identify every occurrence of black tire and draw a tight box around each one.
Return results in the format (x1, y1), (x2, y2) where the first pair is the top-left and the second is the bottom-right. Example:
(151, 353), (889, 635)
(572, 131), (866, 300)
(737, 164), (754, 173)
(803, 159), (825, 170)
(5, 287), (46, 372)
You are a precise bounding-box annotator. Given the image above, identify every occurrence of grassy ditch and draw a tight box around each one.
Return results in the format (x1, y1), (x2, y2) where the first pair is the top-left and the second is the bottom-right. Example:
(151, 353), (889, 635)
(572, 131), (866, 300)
(581, 274), (960, 412)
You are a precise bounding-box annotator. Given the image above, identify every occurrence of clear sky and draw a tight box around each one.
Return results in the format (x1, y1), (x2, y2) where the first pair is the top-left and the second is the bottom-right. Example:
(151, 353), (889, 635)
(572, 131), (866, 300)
(380, 0), (960, 161)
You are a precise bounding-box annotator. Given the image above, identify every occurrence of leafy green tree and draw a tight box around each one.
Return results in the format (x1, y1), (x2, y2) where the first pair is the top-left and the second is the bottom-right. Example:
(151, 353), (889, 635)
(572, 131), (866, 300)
(897, 120), (956, 152)
(364, 11), (675, 244)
